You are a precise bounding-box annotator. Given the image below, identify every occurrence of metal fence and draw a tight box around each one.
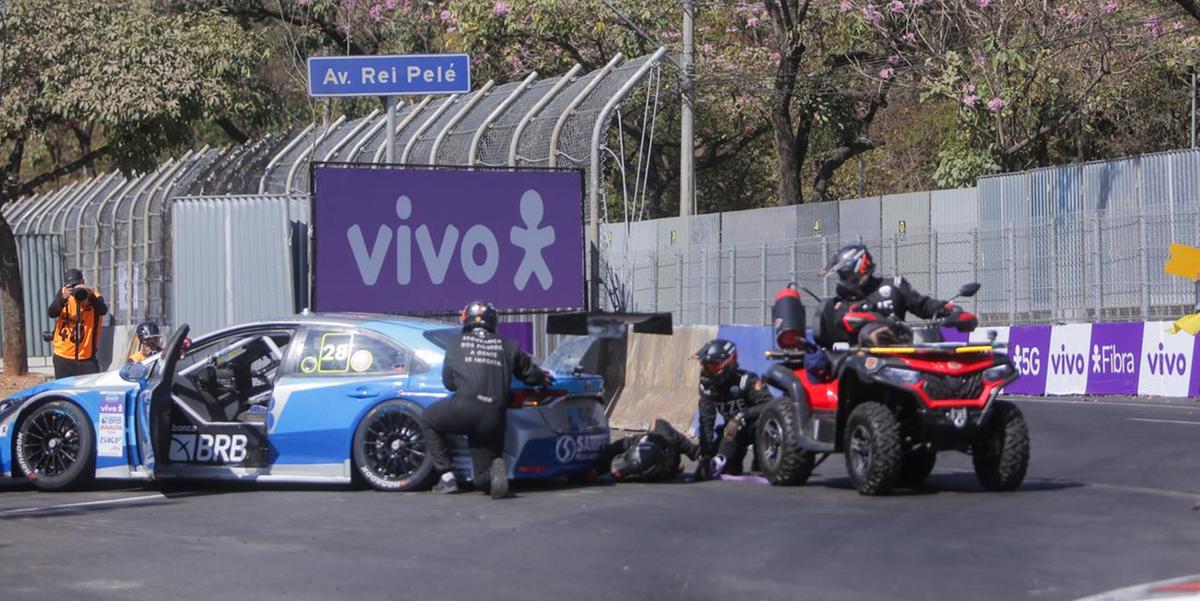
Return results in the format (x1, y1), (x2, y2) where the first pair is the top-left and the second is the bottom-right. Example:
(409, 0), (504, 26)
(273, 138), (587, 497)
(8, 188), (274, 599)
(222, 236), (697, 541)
(600, 148), (1200, 326)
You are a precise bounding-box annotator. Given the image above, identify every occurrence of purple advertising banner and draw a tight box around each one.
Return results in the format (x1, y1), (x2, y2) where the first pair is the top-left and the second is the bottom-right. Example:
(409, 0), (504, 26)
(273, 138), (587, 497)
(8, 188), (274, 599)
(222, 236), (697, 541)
(1004, 325), (1052, 395)
(1086, 322), (1142, 395)
(313, 166), (584, 313)
(496, 322), (533, 354)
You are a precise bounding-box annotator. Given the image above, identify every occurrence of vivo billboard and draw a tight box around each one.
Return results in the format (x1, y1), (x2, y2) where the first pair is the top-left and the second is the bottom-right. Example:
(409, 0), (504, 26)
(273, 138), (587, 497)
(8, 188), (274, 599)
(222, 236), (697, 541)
(312, 165), (585, 313)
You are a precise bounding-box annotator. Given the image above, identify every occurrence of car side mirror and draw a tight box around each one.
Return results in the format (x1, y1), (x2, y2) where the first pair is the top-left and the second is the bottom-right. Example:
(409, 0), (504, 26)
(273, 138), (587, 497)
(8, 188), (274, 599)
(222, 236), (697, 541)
(119, 361), (149, 383)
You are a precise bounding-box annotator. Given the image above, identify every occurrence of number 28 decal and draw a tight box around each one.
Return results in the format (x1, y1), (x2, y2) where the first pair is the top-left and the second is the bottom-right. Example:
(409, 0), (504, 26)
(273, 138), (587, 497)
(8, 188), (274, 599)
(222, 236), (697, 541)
(299, 333), (373, 374)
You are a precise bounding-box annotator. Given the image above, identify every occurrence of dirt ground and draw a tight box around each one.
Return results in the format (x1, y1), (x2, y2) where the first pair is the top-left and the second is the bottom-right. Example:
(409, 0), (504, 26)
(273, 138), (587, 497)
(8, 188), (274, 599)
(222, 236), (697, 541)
(0, 374), (50, 397)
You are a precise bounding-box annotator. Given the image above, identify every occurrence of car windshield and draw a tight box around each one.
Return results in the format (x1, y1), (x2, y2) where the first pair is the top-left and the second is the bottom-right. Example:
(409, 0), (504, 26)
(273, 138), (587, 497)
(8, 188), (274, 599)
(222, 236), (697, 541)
(542, 335), (597, 375)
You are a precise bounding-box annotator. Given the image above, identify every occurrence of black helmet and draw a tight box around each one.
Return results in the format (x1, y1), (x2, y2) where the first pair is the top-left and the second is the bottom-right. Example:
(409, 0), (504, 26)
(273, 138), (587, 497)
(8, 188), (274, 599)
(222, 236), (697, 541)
(823, 243), (874, 283)
(136, 322), (162, 348)
(611, 436), (667, 480)
(695, 339), (738, 380)
(460, 300), (498, 333)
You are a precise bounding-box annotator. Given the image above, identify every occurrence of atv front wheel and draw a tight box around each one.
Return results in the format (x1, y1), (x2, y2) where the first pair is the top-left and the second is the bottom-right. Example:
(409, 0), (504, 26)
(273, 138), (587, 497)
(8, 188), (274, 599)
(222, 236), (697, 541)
(755, 399), (815, 486)
(972, 400), (1029, 492)
(899, 448), (937, 486)
(844, 402), (902, 495)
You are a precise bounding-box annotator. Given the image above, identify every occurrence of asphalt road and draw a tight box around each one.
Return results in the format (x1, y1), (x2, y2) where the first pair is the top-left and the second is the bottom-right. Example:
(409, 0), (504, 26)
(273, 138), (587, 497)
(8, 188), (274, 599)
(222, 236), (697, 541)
(1, 397), (1198, 601)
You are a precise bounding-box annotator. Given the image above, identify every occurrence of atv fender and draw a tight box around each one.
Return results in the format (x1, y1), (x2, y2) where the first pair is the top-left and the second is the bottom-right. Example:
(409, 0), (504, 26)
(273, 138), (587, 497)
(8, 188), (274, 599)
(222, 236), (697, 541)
(762, 364), (835, 453)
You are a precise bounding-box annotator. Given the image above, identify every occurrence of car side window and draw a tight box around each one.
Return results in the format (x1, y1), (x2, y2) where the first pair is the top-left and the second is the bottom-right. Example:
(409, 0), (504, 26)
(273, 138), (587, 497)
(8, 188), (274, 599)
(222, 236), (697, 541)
(290, 328), (411, 377)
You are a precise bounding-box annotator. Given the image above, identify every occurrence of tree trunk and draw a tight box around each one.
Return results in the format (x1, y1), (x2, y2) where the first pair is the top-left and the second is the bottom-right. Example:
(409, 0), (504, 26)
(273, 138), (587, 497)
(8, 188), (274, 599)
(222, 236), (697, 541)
(771, 107), (804, 206)
(0, 213), (28, 376)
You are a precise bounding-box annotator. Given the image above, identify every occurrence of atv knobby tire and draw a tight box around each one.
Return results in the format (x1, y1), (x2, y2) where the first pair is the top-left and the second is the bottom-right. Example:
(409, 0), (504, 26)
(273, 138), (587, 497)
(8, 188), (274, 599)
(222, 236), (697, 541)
(755, 399), (815, 486)
(844, 402), (903, 495)
(972, 400), (1029, 492)
(900, 448), (937, 485)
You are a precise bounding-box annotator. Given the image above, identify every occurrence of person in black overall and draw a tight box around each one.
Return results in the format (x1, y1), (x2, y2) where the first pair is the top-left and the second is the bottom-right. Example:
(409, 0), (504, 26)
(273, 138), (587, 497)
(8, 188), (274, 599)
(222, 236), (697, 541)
(593, 418), (700, 482)
(424, 301), (550, 499)
(694, 339), (774, 480)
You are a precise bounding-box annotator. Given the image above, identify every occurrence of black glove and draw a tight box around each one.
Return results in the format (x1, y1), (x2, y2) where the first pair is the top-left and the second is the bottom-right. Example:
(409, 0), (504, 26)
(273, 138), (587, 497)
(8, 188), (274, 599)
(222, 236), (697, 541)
(693, 456), (713, 481)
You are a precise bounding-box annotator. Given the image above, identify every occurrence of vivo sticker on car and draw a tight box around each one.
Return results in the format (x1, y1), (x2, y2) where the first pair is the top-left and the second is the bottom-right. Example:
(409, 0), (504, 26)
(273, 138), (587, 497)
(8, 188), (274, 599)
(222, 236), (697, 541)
(97, 397), (126, 458)
(169, 433), (249, 464)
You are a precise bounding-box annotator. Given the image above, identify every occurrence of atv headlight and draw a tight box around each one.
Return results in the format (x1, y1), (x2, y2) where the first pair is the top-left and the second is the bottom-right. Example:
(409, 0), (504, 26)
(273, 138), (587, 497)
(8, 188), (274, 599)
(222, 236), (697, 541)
(879, 367), (922, 384)
(983, 364), (1015, 381)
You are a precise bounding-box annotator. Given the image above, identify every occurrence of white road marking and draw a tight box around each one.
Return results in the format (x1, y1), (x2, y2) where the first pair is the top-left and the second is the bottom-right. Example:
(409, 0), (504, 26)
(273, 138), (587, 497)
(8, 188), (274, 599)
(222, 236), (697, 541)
(0, 493), (168, 517)
(1012, 397), (1200, 411)
(1126, 417), (1200, 426)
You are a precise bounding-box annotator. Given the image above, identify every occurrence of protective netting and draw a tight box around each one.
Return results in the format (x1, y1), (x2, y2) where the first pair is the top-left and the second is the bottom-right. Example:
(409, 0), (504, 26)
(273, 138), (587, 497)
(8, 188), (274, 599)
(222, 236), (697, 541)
(9, 51), (667, 332)
(432, 79), (525, 165)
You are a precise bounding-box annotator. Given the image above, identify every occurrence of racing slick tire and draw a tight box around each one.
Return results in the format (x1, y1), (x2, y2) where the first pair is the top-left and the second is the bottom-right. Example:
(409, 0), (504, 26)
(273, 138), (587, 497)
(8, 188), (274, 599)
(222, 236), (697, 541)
(755, 399), (815, 486)
(971, 400), (1029, 492)
(899, 448), (937, 486)
(844, 402), (903, 496)
(15, 400), (96, 491)
(352, 400), (437, 492)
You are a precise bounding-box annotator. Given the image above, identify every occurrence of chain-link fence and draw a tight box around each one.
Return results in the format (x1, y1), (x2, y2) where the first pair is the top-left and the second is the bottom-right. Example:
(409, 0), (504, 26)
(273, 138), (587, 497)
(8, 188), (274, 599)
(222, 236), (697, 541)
(600, 207), (1200, 327)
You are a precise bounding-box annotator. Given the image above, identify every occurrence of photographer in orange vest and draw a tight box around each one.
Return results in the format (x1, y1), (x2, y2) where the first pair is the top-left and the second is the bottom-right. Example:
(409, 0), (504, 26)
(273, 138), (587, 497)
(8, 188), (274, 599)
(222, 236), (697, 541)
(48, 268), (108, 378)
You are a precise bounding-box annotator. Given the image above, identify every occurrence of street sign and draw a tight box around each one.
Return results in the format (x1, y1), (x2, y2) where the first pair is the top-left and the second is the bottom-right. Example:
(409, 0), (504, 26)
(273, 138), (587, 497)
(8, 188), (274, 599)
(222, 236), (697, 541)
(307, 54), (471, 97)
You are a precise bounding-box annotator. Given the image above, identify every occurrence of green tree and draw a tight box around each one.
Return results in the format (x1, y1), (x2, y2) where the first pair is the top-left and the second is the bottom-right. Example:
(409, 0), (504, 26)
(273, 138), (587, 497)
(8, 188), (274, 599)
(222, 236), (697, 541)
(0, 0), (269, 374)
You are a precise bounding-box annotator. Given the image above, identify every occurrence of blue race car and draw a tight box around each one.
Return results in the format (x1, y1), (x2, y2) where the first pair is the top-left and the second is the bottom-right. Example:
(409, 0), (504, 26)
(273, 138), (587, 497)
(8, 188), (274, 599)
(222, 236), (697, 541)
(0, 313), (608, 491)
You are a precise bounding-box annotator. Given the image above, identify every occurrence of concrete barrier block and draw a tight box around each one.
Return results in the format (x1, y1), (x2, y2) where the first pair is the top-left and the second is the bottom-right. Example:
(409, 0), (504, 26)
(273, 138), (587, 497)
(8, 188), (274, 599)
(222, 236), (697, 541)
(608, 325), (717, 432)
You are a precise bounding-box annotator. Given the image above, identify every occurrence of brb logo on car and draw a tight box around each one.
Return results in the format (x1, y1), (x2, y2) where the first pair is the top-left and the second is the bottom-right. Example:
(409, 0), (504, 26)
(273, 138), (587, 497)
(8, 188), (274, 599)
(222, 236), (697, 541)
(169, 432), (249, 464)
(313, 167), (585, 314)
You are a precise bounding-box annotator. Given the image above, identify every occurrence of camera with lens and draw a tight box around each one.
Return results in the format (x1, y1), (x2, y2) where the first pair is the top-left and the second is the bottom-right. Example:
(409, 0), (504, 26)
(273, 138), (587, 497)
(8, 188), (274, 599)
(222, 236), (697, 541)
(68, 285), (89, 302)
(41, 329), (54, 343)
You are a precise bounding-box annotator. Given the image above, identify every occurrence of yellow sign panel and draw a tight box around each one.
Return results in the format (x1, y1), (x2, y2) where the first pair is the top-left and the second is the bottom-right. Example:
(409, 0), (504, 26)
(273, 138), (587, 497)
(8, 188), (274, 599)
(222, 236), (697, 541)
(1164, 243), (1200, 280)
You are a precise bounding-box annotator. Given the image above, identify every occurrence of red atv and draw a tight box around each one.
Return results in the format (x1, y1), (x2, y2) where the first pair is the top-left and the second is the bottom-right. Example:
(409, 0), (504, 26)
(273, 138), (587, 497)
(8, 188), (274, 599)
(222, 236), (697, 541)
(754, 283), (1029, 495)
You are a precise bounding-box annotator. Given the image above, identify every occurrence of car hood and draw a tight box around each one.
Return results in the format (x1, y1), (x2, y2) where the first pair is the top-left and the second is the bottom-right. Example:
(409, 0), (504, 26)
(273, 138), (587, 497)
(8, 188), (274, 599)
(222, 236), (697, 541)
(7, 370), (135, 400)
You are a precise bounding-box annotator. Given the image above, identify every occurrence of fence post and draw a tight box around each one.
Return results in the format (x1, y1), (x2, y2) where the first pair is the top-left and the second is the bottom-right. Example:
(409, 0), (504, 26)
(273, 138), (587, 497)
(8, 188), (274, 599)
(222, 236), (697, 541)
(929, 229), (938, 298)
(652, 250), (659, 313)
(890, 235), (899, 275)
(1138, 211), (1150, 320)
(702, 246), (709, 324)
(678, 251), (685, 324)
(761, 243), (768, 324)
(971, 227), (979, 315)
(821, 236), (831, 297)
(1090, 216), (1101, 319)
(789, 239), (797, 286)
(1051, 216), (1060, 322)
(1007, 225), (1017, 325)
(728, 247), (736, 324)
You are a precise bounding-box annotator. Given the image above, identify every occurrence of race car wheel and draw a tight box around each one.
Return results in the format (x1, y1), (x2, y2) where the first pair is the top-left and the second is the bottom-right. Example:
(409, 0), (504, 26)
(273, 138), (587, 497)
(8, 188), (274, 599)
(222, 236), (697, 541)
(755, 399), (814, 486)
(899, 448), (937, 486)
(15, 400), (95, 491)
(972, 400), (1029, 492)
(352, 401), (436, 492)
(844, 402), (902, 496)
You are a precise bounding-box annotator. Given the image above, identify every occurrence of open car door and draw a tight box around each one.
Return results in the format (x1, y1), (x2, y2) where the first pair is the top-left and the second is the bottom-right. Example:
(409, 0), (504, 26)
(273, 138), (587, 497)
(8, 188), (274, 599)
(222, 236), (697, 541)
(136, 324), (190, 478)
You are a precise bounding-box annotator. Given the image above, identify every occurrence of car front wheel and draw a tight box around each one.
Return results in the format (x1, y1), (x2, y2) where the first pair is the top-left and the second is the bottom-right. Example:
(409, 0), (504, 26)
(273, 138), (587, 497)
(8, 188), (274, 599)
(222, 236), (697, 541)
(16, 400), (95, 491)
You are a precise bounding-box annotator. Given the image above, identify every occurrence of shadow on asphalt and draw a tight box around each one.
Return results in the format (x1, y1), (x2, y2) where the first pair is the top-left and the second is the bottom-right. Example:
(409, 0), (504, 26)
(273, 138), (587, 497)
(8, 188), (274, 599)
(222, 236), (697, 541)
(814, 471), (1085, 495)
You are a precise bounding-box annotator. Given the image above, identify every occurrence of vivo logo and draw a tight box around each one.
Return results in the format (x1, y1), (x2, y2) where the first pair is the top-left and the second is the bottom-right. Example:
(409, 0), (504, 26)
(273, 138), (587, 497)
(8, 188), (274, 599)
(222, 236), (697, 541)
(1050, 344), (1086, 375)
(1090, 344), (1135, 374)
(347, 192), (555, 289)
(1147, 342), (1188, 376)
